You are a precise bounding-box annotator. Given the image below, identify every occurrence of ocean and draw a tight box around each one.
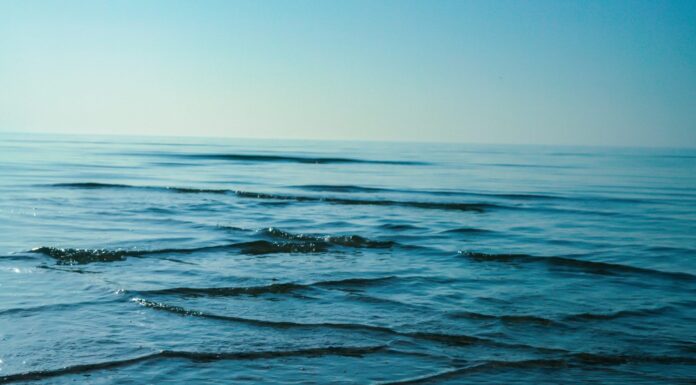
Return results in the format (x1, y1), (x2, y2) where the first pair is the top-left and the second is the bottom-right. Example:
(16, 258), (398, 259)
(1, 133), (695, 384)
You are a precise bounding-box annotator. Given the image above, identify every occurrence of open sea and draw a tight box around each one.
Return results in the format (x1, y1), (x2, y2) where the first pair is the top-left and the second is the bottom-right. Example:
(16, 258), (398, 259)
(0, 132), (695, 384)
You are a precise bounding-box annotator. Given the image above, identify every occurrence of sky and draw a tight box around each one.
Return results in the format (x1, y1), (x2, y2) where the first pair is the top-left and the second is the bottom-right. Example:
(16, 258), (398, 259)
(0, 0), (694, 147)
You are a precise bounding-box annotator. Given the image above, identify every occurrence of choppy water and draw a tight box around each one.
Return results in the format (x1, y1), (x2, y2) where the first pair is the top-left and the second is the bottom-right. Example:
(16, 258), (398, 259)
(1, 133), (695, 384)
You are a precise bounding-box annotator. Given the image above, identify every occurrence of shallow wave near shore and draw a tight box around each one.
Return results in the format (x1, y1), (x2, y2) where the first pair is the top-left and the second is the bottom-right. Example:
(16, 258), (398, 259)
(1, 135), (695, 384)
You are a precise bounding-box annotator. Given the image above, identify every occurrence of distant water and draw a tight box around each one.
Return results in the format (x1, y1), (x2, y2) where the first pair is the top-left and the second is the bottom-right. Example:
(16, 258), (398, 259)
(1, 133), (695, 384)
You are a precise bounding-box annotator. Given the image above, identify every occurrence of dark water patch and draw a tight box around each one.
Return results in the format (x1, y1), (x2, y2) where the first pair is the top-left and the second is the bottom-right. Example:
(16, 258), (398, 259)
(460, 251), (696, 281)
(449, 311), (558, 326)
(158, 152), (427, 165)
(0, 346), (387, 384)
(260, 227), (396, 249)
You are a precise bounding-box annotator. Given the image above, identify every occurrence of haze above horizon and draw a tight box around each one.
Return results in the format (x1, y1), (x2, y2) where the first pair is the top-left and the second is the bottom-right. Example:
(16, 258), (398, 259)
(1, 0), (694, 147)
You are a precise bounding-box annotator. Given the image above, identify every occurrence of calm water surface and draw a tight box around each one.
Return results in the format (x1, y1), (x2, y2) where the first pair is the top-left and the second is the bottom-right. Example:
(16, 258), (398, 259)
(1, 133), (695, 384)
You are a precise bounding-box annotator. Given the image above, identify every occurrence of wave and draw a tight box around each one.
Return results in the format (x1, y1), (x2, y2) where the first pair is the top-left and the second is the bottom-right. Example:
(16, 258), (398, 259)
(31, 247), (141, 264)
(30, 228), (404, 265)
(442, 227), (494, 235)
(379, 353), (696, 385)
(131, 276), (398, 298)
(233, 240), (329, 255)
(291, 184), (392, 193)
(260, 227), (396, 248)
(379, 223), (423, 231)
(0, 299), (120, 317)
(0, 346), (386, 384)
(460, 251), (696, 281)
(564, 306), (674, 322)
(31, 240), (330, 264)
(51, 182), (133, 189)
(48, 183), (502, 212)
(378, 359), (569, 385)
(147, 152), (427, 165)
(51, 182), (229, 194)
(235, 191), (500, 212)
(36, 264), (101, 274)
(568, 352), (696, 365)
(132, 298), (514, 349)
(448, 306), (676, 326)
(134, 283), (309, 298)
(448, 311), (558, 326)
(293, 184), (560, 201)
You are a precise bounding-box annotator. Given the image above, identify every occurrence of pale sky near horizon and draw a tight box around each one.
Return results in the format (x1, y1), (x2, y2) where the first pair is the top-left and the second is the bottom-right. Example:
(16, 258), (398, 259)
(1, 0), (694, 147)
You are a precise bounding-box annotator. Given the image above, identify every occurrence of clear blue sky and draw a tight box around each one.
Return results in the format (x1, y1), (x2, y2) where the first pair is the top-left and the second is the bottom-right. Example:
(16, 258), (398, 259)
(1, 0), (694, 146)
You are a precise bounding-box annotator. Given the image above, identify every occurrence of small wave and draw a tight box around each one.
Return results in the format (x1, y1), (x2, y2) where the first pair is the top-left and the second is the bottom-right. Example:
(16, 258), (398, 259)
(293, 184), (392, 193)
(51, 182), (132, 189)
(234, 240), (329, 255)
(31, 240), (330, 264)
(460, 251), (696, 281)
(138, 282), (308, 298)
(315, 276), (400, 287)
(132, 276), (398, 298)
(48, 183), (501, 212)
(564, 306), (674, 322)
(442, 227), (493, 235)
(236, 191), (499, 212)
(50, 182), (228, 194)
(36, 264), (101, 274)
(260, 227), (396, 248)
(133, 298), (509, 349)
(293, 184), (560, 201)
(476, 162), (576, 170)
(569, 352), (696, 365)
(379, 223), (423, 231)
(378, 359), (568, 385)
(155, 152), (427, 165)
(31, 247), (141, 264)
(449, 311), (558, 326)
(0, 346), (386, 384)
(0, 299), (120, 317)
(378, 353), (696, 385)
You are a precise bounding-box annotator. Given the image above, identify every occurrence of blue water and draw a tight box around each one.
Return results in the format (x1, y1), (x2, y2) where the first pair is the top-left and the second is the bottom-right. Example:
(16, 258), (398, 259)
(1, 133), (695, 384)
